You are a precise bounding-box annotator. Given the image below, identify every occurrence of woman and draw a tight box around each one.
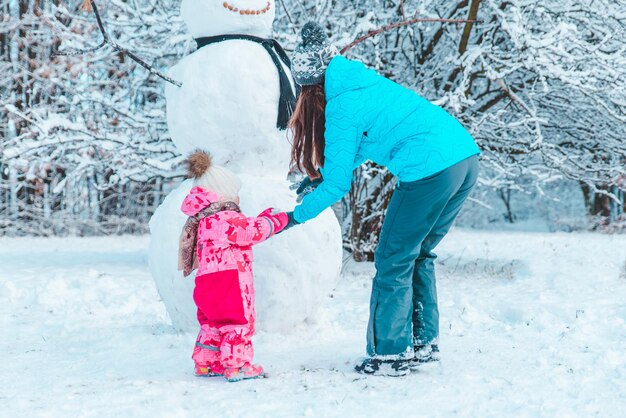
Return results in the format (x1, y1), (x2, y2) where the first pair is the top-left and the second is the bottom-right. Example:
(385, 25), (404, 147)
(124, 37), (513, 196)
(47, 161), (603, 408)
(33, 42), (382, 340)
(283, 23), (480, 376)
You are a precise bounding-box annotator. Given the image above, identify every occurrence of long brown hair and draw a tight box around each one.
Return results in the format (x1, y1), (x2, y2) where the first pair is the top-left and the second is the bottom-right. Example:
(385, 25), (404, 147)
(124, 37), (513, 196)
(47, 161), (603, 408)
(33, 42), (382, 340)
(288, 83), (326, 179)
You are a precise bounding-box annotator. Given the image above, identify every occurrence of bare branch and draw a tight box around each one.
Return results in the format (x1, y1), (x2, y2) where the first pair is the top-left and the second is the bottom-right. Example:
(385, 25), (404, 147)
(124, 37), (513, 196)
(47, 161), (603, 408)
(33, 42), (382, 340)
(278, 0), (295, 26)
(494, 78), (533, 116)
(458, 0), (482, 55)
(341, 16), (480, 55)
(54, 0), (182, 87)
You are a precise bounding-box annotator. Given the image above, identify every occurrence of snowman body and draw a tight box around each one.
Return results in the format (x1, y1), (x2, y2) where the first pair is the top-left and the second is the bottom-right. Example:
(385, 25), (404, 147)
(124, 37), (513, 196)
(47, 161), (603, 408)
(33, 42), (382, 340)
(149, 0), (343, 332)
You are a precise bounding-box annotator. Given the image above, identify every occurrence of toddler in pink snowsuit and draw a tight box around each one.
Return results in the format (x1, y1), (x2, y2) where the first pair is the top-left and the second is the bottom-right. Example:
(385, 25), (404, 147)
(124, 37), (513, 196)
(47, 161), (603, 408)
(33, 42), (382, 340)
(178, 151), (288, 382)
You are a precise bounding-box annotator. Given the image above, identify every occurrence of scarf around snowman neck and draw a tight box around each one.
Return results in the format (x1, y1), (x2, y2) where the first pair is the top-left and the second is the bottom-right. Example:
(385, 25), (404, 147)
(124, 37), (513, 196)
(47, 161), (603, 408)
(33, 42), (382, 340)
(195, 34), (300, 130)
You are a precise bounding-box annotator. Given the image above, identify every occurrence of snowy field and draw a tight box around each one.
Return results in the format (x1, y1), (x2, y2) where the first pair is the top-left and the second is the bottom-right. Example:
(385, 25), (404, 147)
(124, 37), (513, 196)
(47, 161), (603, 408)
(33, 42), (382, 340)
(1, 230), (625, 418)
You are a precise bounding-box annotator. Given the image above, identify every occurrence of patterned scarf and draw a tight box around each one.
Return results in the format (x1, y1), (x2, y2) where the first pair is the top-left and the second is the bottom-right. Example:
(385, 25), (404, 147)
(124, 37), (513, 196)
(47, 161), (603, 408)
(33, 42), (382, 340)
(178, 201), (241, 277)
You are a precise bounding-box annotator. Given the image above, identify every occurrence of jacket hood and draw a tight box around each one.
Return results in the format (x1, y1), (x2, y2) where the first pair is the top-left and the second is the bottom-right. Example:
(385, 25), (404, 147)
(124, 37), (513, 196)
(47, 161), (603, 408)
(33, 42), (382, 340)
(181, 186), (223, 216)
(324, 56), (379, 100)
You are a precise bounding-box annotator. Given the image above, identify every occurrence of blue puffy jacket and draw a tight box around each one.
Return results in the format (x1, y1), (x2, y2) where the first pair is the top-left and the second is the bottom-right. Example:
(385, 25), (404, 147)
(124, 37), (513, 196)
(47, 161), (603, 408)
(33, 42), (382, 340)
(294, 56), (480, 223)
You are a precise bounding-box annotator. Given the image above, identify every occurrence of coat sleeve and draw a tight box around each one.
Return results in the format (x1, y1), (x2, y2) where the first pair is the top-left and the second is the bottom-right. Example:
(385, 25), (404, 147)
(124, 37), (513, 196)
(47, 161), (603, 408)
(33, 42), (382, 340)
(294, 95), (359, 223)
(201, 212), (276, 247)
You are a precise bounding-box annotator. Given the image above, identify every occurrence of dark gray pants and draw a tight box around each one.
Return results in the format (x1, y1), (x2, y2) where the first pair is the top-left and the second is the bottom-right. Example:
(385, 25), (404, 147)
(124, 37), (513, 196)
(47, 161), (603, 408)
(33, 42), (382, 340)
(366, 155), (479, 357)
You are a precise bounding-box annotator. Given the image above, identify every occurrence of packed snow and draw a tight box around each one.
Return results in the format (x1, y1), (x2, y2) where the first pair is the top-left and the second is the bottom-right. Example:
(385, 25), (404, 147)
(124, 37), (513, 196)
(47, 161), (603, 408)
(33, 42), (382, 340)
(1, 230), (625, 417)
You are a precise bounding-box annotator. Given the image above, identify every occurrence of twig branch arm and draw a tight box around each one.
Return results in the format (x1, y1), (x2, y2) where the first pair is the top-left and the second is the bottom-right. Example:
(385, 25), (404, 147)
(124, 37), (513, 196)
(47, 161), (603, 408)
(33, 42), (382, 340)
(55, 0), (182, 87)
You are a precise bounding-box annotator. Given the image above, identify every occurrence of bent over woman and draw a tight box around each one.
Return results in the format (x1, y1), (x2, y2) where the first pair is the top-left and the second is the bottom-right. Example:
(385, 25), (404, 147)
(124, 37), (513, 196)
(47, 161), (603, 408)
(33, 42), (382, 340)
(284, 23), (480, 376)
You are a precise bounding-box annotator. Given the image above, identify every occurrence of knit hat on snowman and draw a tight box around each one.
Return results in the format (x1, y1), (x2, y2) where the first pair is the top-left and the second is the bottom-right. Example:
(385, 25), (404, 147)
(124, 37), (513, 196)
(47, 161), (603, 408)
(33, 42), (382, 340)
(186, 150), (241, 202)
(292, 22), (339, 86)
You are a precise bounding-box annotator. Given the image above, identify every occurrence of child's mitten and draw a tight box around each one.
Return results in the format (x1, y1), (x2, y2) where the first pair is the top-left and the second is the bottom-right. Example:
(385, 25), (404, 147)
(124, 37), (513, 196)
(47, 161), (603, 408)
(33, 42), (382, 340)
(258, 208), (289, 235)
(279, 211), (300, 234)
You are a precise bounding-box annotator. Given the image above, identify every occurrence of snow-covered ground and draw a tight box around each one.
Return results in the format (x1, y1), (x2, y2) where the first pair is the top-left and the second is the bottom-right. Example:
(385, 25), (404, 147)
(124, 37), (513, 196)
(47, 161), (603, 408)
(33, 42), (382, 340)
(1, 230), (625, 417)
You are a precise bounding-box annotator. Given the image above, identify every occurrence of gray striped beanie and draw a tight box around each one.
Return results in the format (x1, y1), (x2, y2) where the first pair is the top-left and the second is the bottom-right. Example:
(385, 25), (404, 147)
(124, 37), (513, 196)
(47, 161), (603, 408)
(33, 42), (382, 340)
(292, 22), (339, 86)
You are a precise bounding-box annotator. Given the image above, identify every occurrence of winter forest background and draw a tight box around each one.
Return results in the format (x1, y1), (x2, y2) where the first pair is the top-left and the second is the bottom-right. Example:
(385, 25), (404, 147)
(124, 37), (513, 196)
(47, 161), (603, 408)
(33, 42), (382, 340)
(2, 0), (625, 259)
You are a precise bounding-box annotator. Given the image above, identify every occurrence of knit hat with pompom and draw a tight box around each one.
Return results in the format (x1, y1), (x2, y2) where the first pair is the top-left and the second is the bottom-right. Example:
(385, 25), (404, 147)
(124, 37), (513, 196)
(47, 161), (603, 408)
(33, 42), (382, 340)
(186, 150), (241, 202)
(291, 22), (339, 86)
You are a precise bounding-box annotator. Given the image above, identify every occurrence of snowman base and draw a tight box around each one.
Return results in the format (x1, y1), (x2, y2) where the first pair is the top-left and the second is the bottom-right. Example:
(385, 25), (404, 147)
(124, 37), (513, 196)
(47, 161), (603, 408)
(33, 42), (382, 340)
(148, 175), (343, 333)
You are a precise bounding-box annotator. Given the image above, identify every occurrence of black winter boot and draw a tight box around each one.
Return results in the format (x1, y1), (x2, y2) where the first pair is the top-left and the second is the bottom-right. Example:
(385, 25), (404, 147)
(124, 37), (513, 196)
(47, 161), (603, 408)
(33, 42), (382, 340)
(409, 344), (440, 370)
(355, 357), (410, 377)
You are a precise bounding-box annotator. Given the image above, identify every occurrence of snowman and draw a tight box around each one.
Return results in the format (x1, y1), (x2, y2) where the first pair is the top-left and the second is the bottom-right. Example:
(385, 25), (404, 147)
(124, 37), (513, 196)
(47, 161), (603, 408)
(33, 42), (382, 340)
(149, 0), (343, 333)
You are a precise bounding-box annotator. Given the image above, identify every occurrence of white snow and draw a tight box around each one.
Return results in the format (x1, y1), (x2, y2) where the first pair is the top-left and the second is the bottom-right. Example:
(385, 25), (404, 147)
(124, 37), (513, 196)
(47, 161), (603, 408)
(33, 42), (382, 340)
(2, 230), (625, 417)
(164, 40), (292, 173)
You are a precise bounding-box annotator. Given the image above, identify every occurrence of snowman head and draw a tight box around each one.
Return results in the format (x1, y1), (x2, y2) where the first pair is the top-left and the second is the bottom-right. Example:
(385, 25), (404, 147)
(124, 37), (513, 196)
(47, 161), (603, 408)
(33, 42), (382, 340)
(181, 0), (276, 39)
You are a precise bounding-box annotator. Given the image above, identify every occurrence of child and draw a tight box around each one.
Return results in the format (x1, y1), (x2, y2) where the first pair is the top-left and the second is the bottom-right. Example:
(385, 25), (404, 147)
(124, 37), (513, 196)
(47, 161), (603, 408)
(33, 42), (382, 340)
(178, 150), (288, 382)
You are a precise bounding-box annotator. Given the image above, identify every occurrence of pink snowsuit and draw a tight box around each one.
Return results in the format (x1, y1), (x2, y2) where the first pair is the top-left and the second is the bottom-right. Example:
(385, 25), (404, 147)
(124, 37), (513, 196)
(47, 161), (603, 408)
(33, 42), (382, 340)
(181, 187), (288, 372)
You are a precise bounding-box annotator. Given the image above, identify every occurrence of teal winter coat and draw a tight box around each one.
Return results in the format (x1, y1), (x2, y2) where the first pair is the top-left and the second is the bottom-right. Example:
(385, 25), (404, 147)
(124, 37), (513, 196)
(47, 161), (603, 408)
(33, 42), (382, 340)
(293, 56), (480, 223)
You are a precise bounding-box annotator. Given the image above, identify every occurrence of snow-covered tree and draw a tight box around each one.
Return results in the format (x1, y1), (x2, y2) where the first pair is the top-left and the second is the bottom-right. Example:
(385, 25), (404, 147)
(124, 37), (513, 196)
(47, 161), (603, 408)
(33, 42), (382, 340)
(1, 0), (189, 235)
(275, 0), (625, 256)
(2, 0), (624, 245)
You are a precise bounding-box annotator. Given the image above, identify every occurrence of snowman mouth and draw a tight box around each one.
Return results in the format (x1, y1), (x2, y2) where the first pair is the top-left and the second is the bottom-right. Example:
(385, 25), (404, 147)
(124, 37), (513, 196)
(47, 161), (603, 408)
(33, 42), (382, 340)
(222, 1), (271, 15)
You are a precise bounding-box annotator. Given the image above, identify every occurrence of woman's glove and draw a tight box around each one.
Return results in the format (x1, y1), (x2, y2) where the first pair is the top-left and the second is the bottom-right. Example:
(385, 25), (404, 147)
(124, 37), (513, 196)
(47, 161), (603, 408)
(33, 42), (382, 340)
(273, 211), (300, 235)
(258, 208), (289, 235)
(290, 171), (323, 203)
(281, 211), (300, 233)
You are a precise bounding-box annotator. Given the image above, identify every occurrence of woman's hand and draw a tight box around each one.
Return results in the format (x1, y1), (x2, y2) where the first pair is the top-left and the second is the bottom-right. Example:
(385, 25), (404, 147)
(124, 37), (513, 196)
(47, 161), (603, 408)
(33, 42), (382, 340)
(290, 171), (324, 203)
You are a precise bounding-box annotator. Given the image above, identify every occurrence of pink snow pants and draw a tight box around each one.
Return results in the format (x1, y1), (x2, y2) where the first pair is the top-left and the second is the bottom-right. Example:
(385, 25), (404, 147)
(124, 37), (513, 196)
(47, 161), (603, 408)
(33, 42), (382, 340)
(192, 270), (256, 371)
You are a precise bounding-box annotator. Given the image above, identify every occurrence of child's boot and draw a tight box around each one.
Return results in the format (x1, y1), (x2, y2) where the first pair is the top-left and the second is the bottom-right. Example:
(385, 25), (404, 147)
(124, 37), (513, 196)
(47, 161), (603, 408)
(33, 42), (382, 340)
(194, 361), (225, 377)
(192, 326), (223, 376)
(224, 363), (264, 382)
